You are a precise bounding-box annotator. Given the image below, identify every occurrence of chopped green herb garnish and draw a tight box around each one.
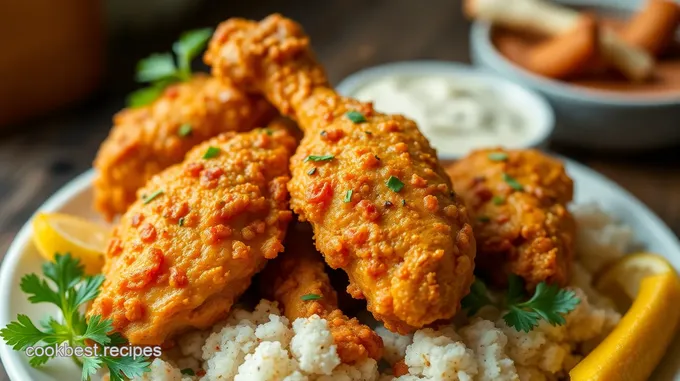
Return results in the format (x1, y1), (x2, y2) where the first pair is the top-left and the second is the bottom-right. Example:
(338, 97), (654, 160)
(364, 131), (372, 135)
(142, 190), (164, 205)
(301, 294), (322, 301)
(181, 368), (196, 376)
(307, 168), (317, 175)
(264, 129), (273, 136)
(127, 27), (213, 107)
(492, 196), (505, 205)
(346, 111), (366, 123)
(461, 275), (580, 333)
(304, 155), (334, 163)
(502, 173), (524, 191)
(320, 130), (327, 136)
(402, 199), (406, 206)
(178, 123), (193, 138)
(178, 217), (185, 226)
(477, 216), (491, 222)
(386, 176), (405, 192)
(344, 190), (353, 203)
(203, 146), (220, 159)
(488, 152), (509, 161)
(0, 254), (151, 380)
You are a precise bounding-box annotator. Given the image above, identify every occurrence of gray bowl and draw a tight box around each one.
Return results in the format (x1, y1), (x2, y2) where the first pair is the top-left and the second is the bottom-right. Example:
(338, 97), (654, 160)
(469, 2), (680, 150)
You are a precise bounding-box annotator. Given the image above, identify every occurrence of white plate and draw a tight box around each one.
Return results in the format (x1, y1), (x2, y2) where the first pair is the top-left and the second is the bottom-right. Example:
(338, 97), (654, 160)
(1, 163), (680, 380)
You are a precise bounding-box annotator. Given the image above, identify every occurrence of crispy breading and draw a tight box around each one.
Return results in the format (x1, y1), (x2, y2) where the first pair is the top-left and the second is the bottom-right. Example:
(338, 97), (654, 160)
(206, 14), (476, 333)
(261, 222), (383, 364)
(446, 148), (575, 288)
(93, 74), (274, 220)
(87, 123), (296, 344)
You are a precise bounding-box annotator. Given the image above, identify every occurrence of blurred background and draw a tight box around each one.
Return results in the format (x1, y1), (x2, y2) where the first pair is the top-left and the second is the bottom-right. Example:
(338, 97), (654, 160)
(0, 0), (678, 280)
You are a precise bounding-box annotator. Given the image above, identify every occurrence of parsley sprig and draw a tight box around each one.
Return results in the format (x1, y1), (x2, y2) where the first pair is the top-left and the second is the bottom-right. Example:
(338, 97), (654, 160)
(462, 275), (580, 332)
(0, 254), (150, 380)
(127, 28), (213, 108)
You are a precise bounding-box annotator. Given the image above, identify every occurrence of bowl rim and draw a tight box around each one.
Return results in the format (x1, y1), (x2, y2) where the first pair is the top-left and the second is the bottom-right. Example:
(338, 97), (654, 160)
(335, 60), (556, 160)
(470, 20), (680, 107)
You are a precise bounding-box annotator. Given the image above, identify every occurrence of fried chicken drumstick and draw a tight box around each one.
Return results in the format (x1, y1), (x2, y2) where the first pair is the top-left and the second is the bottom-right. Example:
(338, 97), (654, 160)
(93, 74), (274, 220)
(88, 121), (296, 344)
(446, 148), (575, 288)
(261, 223), (383, 364)
(206, 14), (476, 333)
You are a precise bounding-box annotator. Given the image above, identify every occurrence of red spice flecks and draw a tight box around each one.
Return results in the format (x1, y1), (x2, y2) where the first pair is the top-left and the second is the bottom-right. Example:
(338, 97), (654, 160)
(357, 199), (380, 222)
(169, 267), (188, 288)
(424, 195), (439, 212)
(185, 162), (205, 178)
(107, 237), (124, 257)
(139, 222), (158, 243)
(124, 248), (164, 290)
(321, 128), (344, 142)
(205, 224), (233, 244)
(307, 181), (334, 204)
(200, 167), (224, 188)
(130, 213), (145, 227)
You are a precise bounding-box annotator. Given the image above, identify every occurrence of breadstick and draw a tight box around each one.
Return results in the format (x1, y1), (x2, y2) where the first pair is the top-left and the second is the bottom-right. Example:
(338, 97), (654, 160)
(620, 0), (680, 56)
(465, 0), (655, 81)
(526, 15), (599, 79)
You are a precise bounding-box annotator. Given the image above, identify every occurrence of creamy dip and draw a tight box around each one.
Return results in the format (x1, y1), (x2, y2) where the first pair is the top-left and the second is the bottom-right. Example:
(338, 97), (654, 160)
(351, 75), (535, 158)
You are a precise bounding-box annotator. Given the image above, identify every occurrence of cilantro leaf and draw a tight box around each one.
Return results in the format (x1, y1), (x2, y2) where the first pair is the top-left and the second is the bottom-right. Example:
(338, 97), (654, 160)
(20, 273), (60, 306)
(128, 28), (212, 106)
(173, 28), (214, 75)
(28, 346), (53, 367)
(82, 356), (103, 381)
(461, 279), (493, 316)
(386, 176), (405, 193)
(72, 274), (105, 309)
(43, 254), (84, 294)
(516, 283), (580, 326)
(0, 314), (53, 350)
(126, 86), (166, 108)
(78, 315), (112, 345)
(503, 280), (580, 332)
(503, 306), (541, 333)
(135, 53), (178, 83)
(102, 355), (151, 381)
(108, 332), (128, 346)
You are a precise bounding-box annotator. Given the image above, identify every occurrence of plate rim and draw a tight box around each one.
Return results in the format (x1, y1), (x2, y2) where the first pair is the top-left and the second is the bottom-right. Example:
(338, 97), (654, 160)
(1, 162), (679, 380)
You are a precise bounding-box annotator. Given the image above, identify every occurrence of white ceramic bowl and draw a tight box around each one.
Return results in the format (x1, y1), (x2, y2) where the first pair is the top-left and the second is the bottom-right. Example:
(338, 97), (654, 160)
(2, 162), (680, 380)
(335, 60), (555, 160)
(469, 1), (680, 150)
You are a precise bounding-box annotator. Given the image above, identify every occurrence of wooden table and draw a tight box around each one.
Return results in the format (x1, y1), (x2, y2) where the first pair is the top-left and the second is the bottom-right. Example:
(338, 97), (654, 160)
(0, 0), (678, 378)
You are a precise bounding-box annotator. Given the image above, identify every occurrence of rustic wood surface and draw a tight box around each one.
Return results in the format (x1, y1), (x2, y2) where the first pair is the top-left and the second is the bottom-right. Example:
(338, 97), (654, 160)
(0, 0), (678, 378)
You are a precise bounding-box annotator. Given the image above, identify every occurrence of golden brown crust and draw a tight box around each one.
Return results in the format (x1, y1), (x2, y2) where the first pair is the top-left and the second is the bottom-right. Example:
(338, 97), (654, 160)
(207, 14), (476, 333)
(261, 223), (383, 364)
(446, 148), (575, 288)
(93, 74), (275, 220)
(88, 125), (296, 344)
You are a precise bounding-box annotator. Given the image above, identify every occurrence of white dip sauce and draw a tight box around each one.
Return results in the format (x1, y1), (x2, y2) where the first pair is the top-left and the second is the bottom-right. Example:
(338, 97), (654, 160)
(352, 75), (534, 158)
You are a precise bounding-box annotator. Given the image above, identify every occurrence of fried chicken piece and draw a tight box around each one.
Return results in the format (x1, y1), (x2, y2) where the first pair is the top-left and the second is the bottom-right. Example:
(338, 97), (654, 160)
(206, 14), (476, 333)
(446, 148), (575, 288)
(93, 74), (274, 220)
(87, 122), (296, 344)
(261, 222), (383, 364)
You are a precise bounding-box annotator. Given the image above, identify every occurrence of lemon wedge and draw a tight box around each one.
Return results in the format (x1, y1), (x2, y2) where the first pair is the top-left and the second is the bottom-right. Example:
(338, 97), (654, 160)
(32, 212), (110, 275)
(570, 253), (680, 381)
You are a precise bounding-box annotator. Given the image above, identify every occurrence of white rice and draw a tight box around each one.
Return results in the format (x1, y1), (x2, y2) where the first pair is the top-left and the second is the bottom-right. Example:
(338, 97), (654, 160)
(131, 203), (630, 381)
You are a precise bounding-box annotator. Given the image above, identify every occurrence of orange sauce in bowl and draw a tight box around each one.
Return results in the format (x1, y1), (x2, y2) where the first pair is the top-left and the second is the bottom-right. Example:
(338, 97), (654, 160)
(491, 20), (680, 97)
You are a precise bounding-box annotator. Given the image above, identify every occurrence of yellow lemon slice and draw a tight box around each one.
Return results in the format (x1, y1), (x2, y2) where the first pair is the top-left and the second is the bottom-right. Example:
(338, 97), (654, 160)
(32, 212), (110, 275)
(570, 253), (680, 381)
